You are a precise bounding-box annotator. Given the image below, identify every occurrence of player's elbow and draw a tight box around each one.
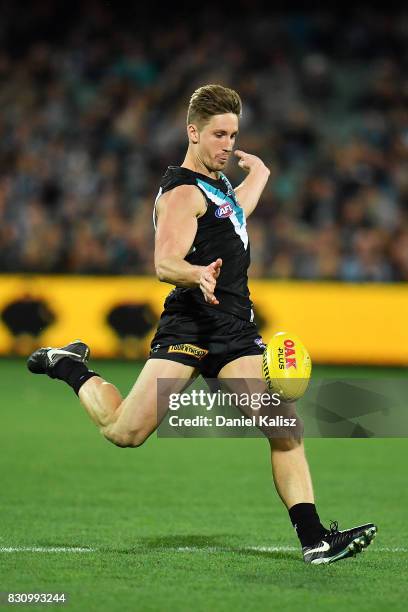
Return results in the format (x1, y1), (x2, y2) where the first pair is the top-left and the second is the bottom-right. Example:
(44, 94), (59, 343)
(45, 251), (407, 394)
(155, 260), (167, 283)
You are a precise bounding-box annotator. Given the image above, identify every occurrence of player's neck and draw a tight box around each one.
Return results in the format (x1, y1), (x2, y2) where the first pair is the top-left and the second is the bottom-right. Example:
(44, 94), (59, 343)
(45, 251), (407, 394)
(181, 151), (219, 180)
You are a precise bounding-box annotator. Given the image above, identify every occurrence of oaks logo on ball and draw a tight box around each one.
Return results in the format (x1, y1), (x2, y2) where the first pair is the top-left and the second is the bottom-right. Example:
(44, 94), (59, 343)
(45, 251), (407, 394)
(215, 203), (233, 219)
(262, 331), (312, 402)
(278, 338), (297, 370)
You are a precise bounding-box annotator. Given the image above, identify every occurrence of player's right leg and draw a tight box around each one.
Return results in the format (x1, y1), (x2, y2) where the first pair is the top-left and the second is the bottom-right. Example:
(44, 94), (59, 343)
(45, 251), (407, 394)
(27, 340), (196, 447)
(79, 358), (196, 447)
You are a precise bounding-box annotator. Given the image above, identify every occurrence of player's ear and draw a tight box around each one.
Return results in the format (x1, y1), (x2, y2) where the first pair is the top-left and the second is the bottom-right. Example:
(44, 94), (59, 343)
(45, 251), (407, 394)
(187, 123), (200, 144)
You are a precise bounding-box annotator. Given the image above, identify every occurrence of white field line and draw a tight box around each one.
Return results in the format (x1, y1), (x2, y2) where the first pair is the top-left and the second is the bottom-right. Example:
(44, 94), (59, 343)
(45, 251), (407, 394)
(175, 545), (408, 554)
(176, 546), (298, 553)
(0, 545), (406, 554)
(0, 547), (95, 553)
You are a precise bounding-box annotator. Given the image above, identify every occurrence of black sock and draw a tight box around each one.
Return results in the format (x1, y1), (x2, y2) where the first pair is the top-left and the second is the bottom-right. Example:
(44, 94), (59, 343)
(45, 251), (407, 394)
(288, 503), (327, 547)
(51, 358), (100, 396)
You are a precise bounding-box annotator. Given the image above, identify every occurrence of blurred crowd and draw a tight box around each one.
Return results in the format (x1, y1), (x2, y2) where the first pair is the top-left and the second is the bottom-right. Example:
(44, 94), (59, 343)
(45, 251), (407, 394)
(1, 2), (408, 281)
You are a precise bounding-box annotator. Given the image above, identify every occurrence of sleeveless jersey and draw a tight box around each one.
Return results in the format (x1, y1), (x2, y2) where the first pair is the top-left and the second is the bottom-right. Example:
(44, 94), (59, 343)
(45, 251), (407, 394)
(153, 166), (254, 322)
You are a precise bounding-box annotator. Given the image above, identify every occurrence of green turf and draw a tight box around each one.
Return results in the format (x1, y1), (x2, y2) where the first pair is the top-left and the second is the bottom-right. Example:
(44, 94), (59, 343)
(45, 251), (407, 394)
(1, 360), (407, 611)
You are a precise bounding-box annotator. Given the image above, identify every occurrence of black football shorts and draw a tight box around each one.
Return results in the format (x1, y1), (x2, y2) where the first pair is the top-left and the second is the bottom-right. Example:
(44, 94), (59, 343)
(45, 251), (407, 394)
(148, 307), (265, 378)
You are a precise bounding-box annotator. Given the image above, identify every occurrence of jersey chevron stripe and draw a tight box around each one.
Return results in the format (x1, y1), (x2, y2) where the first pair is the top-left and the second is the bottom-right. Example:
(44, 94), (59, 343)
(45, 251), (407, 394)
(196, 178), (248, 249)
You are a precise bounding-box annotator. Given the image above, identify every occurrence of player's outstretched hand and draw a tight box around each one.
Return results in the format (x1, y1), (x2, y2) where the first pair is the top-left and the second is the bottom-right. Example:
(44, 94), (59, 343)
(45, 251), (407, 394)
(199, 258), (222, 305)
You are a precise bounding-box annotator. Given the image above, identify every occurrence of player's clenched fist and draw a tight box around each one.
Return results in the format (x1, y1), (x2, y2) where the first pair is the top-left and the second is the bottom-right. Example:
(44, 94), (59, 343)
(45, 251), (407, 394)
(234, 149), (268, 173)
(199, 258), (222, 305)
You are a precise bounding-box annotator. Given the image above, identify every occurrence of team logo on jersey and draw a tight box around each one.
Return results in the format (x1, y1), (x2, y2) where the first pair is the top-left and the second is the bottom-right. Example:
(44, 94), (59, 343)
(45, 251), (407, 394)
(215, 203), (233, 219)
(168, 343), (209, 360)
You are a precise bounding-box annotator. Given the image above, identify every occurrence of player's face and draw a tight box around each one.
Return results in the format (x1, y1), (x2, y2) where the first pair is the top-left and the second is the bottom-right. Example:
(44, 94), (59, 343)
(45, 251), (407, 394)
(196, 113), (239, 172)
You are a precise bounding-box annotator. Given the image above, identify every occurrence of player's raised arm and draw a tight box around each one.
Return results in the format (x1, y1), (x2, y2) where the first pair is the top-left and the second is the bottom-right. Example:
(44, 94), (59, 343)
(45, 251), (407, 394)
(233, 150), (270, 218)
(154, 184), (222, 304)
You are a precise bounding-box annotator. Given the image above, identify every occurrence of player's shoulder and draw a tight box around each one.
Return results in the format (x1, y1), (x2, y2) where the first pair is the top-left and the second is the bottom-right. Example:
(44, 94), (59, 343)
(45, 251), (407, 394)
(160, 166), (198, 191)
(157, 180), (205, 217)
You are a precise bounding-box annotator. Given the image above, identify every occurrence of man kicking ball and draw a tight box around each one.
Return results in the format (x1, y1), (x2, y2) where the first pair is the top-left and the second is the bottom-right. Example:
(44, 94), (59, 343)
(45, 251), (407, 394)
(27, 84), (377, 564)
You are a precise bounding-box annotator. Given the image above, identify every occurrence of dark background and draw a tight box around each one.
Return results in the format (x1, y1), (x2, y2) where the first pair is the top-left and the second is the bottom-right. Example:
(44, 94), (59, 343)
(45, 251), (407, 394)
(1, 2), (408, 280)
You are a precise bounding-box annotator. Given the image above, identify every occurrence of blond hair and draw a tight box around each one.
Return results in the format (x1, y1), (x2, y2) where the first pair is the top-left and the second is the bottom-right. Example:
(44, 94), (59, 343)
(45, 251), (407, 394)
(187, 84), (242, 129)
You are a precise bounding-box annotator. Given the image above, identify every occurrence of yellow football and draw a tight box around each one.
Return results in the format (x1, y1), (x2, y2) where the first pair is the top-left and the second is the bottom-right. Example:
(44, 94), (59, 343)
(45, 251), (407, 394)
(262, 331), (312, 402)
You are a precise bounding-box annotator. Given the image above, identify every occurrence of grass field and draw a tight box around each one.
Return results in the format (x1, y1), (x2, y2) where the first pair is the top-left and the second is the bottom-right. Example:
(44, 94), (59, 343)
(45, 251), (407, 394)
(1, 359), (408, 611)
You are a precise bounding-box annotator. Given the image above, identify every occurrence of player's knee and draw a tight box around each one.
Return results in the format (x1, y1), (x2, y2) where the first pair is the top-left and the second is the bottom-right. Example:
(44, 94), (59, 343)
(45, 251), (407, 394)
(103, 426), (148, 449)
(269, 436), (302, 452)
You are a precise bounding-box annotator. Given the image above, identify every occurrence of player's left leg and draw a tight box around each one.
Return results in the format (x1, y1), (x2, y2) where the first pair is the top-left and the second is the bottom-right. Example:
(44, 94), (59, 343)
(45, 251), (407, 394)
(218, 354), (377, 564)
(218, 355), (315, 508)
